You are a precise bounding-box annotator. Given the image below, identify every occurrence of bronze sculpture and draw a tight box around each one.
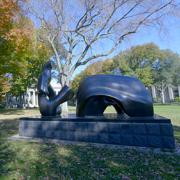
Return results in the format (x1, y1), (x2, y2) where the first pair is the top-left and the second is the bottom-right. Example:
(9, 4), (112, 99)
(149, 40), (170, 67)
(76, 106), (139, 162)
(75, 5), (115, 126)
(38, 62), (153, 117)
(37, 61), (73, 116)
(76, 74), (153, 117)
(22, 61), (174, 149)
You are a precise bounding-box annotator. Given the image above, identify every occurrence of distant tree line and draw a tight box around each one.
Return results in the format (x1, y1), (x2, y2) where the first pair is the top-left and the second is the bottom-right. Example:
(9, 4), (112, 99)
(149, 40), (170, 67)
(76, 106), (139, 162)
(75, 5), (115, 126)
(72, 43), (180, 104)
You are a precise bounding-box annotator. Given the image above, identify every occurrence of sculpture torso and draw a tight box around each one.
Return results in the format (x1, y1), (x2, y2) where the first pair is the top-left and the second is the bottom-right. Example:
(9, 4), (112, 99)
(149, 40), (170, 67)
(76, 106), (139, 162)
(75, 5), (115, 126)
(76, 74), (154, 117)
(37, 61), (73, 116)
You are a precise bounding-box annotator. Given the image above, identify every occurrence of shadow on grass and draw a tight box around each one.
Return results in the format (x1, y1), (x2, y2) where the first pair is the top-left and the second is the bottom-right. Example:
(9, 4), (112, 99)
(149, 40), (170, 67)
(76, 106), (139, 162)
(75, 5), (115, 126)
(174, 125), (180, 143)
(15, 141), (180, 179)
(13, 122), (180, 179)
(0, 119), (19, 138)
(17, 142), (95, 179)
(0, 138), (16, 176)
(0, 119), (180, 179)
(0, 120), (18, 176)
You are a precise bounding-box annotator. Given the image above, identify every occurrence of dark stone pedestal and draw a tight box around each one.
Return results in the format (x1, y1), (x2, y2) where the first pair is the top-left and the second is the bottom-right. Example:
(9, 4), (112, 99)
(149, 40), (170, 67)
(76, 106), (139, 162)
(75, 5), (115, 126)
(19, 114), (175, 149)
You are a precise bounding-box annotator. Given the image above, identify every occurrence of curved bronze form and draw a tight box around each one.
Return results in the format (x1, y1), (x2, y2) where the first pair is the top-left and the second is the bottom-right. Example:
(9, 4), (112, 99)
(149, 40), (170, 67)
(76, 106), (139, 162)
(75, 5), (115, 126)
(76, 74), (154, 117)
(37, 61), (73, 116)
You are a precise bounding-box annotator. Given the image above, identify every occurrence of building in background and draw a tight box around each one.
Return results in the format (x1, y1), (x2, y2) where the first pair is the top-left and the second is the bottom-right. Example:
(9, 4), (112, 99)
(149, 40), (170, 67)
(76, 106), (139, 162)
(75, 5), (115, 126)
(150, 85), (180, 103)
(6, 82), (61, 108)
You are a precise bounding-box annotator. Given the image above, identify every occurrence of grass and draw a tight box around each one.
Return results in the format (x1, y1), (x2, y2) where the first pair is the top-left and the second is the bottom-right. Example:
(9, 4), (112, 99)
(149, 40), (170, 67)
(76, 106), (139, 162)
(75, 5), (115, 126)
(154, 105), (180, 143)
(154, 105), (180, 126)
(0, 105), (180, 179)
(0, 108), (40, 120)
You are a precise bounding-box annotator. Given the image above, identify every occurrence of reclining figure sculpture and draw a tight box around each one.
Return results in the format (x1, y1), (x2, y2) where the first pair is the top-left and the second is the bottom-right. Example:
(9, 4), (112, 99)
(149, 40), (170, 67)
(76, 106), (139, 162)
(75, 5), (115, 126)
(23, 62), (174, 149)
(37, 61), (73, 116)
(76, 74), (153, 117)
(38, 62), (153, 117)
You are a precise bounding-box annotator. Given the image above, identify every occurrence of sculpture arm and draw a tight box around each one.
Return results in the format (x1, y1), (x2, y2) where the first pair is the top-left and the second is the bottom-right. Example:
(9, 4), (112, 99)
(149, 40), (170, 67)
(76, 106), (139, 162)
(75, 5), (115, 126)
(48, 85), (56, 98)
(51, 85), (74, 106)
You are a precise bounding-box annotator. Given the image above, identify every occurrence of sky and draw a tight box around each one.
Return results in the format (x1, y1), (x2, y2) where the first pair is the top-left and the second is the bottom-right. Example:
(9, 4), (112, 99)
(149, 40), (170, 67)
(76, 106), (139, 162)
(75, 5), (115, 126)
(74, 17), (180, 76)
(27, 1), (180, 77)
(72, 13), (180, 76)
(124, 17), (180, 54)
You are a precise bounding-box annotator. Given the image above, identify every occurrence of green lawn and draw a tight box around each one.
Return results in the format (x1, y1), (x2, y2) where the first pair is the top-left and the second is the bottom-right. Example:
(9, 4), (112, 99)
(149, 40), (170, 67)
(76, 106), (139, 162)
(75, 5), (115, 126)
(154, 105), (180, 126)
(0, 105), (180, 179)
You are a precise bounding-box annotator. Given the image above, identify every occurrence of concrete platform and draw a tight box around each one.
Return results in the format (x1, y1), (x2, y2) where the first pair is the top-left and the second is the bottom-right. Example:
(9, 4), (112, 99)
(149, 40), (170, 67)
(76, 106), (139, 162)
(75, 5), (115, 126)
(19, 114), (175, 149)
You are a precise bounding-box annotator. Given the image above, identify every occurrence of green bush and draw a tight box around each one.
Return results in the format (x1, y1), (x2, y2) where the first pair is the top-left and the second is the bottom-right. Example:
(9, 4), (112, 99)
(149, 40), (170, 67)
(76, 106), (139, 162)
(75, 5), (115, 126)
(153, 97), (162, 103)
(175, 97), (180, 102)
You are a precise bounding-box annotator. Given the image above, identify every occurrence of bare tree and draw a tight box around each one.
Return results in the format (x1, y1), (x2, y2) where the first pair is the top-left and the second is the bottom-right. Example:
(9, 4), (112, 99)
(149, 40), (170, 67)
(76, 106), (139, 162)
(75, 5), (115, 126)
(26, 0), (179, 112)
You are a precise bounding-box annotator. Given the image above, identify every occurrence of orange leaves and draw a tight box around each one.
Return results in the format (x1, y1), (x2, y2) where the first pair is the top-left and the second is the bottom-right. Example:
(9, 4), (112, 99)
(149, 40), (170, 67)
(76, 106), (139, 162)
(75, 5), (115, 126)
(0, 0), (32, 52)
(0, 1), (51, 97)
(0, 0), (19, 34)
(5, 27), (33, 52)
(0, 75), (10, 101)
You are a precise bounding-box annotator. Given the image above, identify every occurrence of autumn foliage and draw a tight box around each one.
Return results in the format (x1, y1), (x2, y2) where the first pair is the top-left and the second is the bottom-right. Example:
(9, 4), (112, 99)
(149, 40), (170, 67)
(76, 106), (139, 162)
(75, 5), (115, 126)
(0, 0), (51, 102)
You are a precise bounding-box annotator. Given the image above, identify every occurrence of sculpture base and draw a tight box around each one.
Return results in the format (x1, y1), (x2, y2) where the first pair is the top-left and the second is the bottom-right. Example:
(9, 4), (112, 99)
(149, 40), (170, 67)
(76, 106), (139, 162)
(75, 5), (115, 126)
(19, 114), (175, 149)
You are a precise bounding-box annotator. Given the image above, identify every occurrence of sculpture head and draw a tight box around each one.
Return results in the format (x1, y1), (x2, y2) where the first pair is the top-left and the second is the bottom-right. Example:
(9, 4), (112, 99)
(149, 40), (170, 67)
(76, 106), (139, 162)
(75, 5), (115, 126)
(37, 61), (53, 94)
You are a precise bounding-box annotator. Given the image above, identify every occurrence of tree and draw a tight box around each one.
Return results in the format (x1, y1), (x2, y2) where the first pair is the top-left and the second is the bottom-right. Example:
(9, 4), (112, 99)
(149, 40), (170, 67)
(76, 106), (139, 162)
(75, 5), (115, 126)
(9, 30), (52, 97)
(71, 61), (103, 93)
(26, 0), (179, 113)
(26, 0), (178, 86)
(111, 43), (164, 86)
(0, 0), (28, 102)
(153, 50), (180, 103)
(0, 0), (52, 104)
(134, 67), (153, 86)
(0, 75), (10, 102)
(101, 59), (116, 74)
(72, 43), (180, 104)
(112, 44), (180, 103)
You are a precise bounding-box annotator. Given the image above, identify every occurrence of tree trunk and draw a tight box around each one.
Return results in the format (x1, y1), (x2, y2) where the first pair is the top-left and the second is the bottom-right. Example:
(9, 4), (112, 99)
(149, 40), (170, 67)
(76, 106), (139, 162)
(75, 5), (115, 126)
(161, 83), (166, 104)
(60, 78), (70, 116)
(161, 90), (165, 104)
(5, 95), (9, 108)
(61, 102), (69, 116)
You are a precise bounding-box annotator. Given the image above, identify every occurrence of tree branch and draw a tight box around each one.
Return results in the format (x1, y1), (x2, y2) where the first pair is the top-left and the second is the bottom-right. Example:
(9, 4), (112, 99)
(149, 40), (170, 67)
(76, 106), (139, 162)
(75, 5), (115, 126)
(72, 0), (174, 71)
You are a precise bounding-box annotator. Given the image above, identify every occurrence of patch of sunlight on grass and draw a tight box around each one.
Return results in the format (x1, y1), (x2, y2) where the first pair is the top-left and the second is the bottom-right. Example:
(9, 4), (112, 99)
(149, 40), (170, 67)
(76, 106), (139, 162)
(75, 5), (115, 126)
(109, 161), (120, 167)
(68, 106), (76, 113)
(104, 106), (117, 114)
(58, 147), (72, 157)
(0, 109), (180, 179)
(0, 108), (40, 120)
(154, 105), (180, 126)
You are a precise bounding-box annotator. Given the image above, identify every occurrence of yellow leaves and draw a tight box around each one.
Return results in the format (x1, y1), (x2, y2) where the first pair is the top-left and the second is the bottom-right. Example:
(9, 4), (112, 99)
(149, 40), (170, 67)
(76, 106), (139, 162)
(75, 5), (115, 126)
(0, 0), (19, 34)
(5, 27), (32, 52)
(135, 67), (153, 86)
(0, 1), (51, 97)
(0, 75), (10, 101)
(0, 0), (32, 53)
(85, 61), (104, 75)
(38, 44), (43, 49)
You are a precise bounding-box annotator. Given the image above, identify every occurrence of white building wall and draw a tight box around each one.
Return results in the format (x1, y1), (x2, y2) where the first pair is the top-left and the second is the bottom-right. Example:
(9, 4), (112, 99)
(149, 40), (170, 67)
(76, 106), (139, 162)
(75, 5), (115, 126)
(168, 86), (174, 100)
(26, 88), (36, 108)
(151, 85), (157, 99)
(151, 84), (180, 103)
(25, 82), (62, 108)
(178, 86), (180, 97)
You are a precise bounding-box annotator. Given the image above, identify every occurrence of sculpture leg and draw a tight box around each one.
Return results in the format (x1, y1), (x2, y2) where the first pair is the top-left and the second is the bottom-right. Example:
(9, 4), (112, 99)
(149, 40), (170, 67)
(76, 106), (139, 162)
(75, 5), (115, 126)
(78, 96), (124, 117)
(83, 96), (107, 116)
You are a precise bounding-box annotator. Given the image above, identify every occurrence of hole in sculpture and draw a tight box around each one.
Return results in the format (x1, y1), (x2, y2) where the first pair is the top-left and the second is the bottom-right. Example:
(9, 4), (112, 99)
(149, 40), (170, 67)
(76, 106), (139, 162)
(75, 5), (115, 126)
(103, 105), (117, 114)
